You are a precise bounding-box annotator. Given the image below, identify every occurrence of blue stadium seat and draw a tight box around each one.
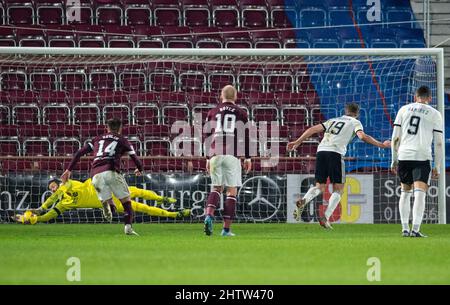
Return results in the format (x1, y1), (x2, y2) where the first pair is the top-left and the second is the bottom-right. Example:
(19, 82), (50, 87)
(299, 3), (327, 28)
(309, 29), (340, 48)
(386, 8), (414, 28)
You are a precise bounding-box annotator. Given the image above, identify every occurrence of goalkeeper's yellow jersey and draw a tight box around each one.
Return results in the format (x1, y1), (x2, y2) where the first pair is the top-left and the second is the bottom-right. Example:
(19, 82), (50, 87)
(41, 179), (102, 210)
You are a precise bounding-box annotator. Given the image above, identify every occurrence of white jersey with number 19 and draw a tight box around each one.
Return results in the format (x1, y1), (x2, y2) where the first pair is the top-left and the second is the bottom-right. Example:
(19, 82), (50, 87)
(317, 115), (364, 156)
(393, 103), (443, 161)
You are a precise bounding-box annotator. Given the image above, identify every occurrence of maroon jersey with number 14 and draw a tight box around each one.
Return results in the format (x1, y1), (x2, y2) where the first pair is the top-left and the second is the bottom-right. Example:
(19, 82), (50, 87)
(67, 132), (143, 177)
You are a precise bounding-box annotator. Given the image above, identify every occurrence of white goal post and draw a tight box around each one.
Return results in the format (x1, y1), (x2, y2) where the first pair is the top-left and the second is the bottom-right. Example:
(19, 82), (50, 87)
(0, 47), (445, 224)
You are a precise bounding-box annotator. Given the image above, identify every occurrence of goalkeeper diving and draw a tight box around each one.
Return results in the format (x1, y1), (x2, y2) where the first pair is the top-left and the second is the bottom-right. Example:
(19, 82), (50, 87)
(14, 178), (191, 224)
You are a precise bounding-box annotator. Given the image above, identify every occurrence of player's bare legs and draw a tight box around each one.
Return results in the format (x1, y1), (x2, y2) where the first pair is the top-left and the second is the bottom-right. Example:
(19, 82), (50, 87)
(410, 181), (429, 237)
(221, 187), (237, 236)
(294, 183), (325, 221)
(319, 183), (344, 230)
(204, 185), (223, 236)
(399, 183), (413, 236)
(119, 196), (138, 236)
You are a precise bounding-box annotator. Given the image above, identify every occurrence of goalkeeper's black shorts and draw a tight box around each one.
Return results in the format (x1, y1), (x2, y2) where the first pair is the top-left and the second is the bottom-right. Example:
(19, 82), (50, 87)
(398, 160), (431, 185)
(315, 151), (345, 184)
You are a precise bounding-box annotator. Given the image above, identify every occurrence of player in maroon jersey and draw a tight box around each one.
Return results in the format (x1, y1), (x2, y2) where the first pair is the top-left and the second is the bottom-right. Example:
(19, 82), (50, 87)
(61, 118), (144, 235)
(203, 85), (252, 236)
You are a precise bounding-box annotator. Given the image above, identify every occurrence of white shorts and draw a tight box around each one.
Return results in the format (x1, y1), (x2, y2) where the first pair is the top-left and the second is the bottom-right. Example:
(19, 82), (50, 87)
(92, 171), (130, 202)
(210, 155), (242, 187)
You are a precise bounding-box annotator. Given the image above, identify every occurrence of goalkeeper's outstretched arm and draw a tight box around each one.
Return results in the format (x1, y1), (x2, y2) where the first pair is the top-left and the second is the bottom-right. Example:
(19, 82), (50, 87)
(287, 124), (325, 151)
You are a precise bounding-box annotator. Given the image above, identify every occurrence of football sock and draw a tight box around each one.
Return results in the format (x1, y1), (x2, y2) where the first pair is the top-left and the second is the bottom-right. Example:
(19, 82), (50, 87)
(325, 192), (341, 220)
(128, 187), (162, 201)
(399, 190), (412, 231)
(223, 196), (236, 229)
(205, 191), (221, 217)
(36, 209), (59, 222)
(303, 186), (322, 204)
(134, 203), (178, 218)
(122, 201), (134, 225)
(412, 189), (426, 232)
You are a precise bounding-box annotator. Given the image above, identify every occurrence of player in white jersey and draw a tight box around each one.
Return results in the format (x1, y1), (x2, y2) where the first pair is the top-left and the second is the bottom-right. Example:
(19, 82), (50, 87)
(391, 86), (443, 238)
(287, 103), (390, 229)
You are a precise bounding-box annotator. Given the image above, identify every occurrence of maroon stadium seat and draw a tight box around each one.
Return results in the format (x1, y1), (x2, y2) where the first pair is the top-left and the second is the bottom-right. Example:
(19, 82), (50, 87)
(96, 5), (123, 25)
(124, 0), (151, 26)
(0, 71), (27, 91)
(281, 106), (309, 126)
(0, 27), (16, 46)
(144, 139), (172, 156)
(73, 104), (101, 125)
(12, 104), (41, 125)
(237, 71), (264, 93)
(60, 70), (88, 91)
(19, 124), (50, 138)
(182, 0), (210, 27)
(208, 70), (235, 92)
(240, 0), (268, 28)
(30, 70), (58, 91)
(7, 2), (34, 25)
(119, 71), (147, 92)
(0, 104), (10, 124)
(149, 70), (176, 91)
(211, 0), (239, 27)
(23, 138), (52, 156)
(266, 71), (294, 93)
(89, 69), (117, 90)
(53, 138), (82, 156)
(153, 0), (182, 26)
(37, 3), (64, 25)
(0, 139), (21, 156)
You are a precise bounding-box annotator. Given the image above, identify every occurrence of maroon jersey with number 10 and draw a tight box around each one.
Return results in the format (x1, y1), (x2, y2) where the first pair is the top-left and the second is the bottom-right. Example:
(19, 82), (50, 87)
(67, 132), (143, 177)
(205, 101), (250, 159)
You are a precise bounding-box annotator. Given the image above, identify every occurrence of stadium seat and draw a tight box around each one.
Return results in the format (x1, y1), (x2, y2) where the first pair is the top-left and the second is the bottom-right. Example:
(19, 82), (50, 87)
(23, 138), (52, 156)
(182, 0), (210, 27)
(30, 70), (58, 91)
(96, 5), (123, 25)
(16, 27), (46, 47)
(37, 3), (64, 25)
(0, 104), (10, 124)
(240, 0), (268, 28)
(12, 104), (40, 125)
(78, 35), (106, 48)
(66, 90), (98, 105)
(124, 1), (152, 26)
(208, 70), (236, 92)
(7, 2), (34, 25)
(160, 92), (190, 125)
(294, 140), (319, 157)
(59, 70), (88, 91)
(42, 101), (71, 126)
(89, 69), (117, 90)
(19, 124), (49, 138)
(328, 7), (353, 26)
(0, 139), (21, 156)
(149, 70), (176, 91)
(119, 71), (147, 91)
(237, 71), (265, 93)
(223, 30), (252, 49)
(164, 26), (193, 48)
(53, 138), (82, 156)
(172, 137), (203, 157)
(49, 124), (81, 139)
(299, 3), (326, 28)
(310, 107), (338, 125)
(386, 8), (414, 28)
(251, 29), (281, 49)
(309, 29), (340, 48)
(134, 25), (164, 48)
(153, 0), (182, 26)
(47, 27), (76, 48)
(102, 103), (131, 125)
(144, 139), (172, 156)
(142, 124), (170, 138)
(194, 27), (223, 48)
(211, 0), (240, 27)
(0, 71), (27, 91)
(179, 70), (206, 92)
(266, 71), (294, 93)
(66, 3), (93, 25)
(281, 105), (308, 126)
(268, 0), (297, 28)
(0, 27), (16, 46)
(126, 136), (144, 155)
(0, 4), (4, 25)
(73, 104), (101, 125)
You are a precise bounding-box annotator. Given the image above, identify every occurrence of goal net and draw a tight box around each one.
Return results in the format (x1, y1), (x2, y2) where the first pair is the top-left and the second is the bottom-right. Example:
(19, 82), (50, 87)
(0, 48), (446, 225)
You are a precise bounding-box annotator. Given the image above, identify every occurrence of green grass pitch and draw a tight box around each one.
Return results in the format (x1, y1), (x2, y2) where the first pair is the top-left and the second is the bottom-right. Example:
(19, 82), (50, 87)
(1, 223), (449, 284)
